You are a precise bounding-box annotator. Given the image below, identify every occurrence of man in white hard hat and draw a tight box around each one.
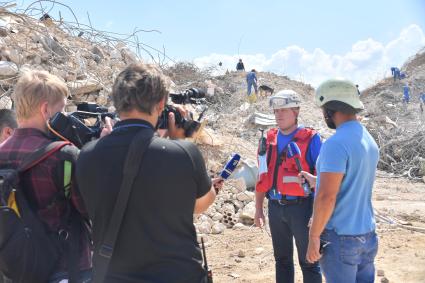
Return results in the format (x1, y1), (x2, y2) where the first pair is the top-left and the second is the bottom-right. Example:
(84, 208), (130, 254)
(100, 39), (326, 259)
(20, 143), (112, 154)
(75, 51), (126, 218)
(301, 79), (379, 283)
(255, 90), (323, 283)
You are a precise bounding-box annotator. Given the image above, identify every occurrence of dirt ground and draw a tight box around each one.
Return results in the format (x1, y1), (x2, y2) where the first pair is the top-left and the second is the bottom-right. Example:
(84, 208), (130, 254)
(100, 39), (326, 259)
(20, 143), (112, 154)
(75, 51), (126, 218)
(204, 175), (425, 283)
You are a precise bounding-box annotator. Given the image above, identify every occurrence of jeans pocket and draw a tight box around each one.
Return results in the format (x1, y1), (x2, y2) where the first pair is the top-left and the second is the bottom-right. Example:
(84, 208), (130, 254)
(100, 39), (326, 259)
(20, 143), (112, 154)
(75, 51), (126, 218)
(321, 229), (333, 241)
(364, 233), (379, 264)
(339, 236), (362, 265)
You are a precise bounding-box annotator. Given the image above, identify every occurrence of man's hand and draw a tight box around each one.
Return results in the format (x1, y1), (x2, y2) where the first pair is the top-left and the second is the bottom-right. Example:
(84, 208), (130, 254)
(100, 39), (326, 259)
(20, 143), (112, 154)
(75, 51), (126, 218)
(299, 171), (317, 189)
(100, 117), (114, 138)
(254, 208), (265, 228)
(167, 105), (189, 139)
(306, 235), (322, 263)
(166, 112), (185, 139)
(212, 177), (224, 193)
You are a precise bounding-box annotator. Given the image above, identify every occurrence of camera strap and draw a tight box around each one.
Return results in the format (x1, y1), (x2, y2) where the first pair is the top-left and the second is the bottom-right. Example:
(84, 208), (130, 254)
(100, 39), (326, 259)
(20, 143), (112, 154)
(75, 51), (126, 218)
(113, 123), (152, 133)
(93, 129), (154, 283)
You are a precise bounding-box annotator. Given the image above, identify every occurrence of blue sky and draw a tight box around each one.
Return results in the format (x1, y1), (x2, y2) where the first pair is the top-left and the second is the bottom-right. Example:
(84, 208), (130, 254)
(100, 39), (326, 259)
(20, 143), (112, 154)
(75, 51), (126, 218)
(14, 0), (425, 87)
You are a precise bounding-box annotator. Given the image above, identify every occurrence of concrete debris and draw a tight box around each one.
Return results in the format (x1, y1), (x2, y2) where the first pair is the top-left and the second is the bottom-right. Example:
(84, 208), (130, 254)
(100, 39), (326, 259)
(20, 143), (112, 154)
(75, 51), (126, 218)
(0, 10), (145, 108)
(39, 35), (67, 57)
(239, 102), (250, 111)
(236, 191), (254, 202)
(91, 46), (105, 59)
(196, 222), (212, 234)
(254, 247), (265, 255)
(232, 223), (248, 230)
(239, 202), (256, 224)
(249, 112), (277, 126)
(67, 78), (103, 97)
(0, 61), (18, 78)
(229, 273), (241, 278)
(222, 211), (238, 228)
(211, 212), (223, 221)
(361, 49), (425, 179)
(211, 223), (226, 234)
(0, 95), (12, 109)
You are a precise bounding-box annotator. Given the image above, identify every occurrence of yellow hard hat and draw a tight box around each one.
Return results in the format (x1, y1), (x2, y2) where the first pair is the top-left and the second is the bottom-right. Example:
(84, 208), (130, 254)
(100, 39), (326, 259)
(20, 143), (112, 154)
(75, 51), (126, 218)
(315, 79), (364, 111)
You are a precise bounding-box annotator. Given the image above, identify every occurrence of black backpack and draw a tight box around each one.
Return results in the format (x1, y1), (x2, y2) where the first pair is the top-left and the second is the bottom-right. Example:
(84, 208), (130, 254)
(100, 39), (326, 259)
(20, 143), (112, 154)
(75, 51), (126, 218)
(0, 141), (75, 283)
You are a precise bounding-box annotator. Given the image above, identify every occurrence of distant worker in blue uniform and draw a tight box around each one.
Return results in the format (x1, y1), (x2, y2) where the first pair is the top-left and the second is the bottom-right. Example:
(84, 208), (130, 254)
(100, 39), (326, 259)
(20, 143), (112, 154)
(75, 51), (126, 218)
(403, 83), (410, 103)
(420, 92), (425, 113)
(236, 59), (245, 72)
(391, 67), (400, 81)
(246, 69), (258, 103)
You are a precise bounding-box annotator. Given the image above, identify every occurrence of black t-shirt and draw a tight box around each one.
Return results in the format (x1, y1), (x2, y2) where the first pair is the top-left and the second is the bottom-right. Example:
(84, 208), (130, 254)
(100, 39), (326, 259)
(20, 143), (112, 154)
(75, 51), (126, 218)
(76, 119), (211, 283)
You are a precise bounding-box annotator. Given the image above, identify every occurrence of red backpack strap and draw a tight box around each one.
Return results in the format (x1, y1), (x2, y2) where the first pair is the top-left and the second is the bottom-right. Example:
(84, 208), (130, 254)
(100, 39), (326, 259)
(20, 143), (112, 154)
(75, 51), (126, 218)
(18, 141), (72, 173)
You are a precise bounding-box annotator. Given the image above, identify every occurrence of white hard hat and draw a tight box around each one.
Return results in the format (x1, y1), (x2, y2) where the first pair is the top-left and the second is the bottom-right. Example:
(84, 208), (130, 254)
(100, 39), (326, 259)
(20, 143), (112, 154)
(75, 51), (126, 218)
(315, 79), (364, 110)
(269, 89), (301, 109)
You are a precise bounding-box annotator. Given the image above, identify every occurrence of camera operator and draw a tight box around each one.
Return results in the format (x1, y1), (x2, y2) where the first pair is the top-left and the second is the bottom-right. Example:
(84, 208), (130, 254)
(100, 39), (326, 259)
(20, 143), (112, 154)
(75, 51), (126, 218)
(76, 63), (222, 283)
(100, 103), (188, 140)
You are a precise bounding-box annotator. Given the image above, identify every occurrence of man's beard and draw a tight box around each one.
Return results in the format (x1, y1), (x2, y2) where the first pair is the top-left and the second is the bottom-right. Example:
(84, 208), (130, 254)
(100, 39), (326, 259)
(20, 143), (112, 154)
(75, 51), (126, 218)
(323, 111), (336, 129)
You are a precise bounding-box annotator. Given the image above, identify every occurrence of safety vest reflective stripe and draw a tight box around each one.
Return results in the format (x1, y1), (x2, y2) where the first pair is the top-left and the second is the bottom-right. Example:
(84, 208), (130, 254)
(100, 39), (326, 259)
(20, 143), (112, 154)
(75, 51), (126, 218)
(282, 176), (300, 184)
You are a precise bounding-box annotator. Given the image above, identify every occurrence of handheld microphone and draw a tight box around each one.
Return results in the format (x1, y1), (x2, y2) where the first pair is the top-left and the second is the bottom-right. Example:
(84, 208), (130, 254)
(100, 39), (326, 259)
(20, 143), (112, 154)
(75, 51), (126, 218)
(219, 153), (241, 180)
(287, 142), (310, 196)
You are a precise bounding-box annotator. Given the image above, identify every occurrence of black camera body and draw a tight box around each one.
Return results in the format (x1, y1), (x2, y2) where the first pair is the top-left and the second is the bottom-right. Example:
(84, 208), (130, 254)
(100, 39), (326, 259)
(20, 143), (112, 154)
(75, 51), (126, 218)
(169, 88), (205, 104)
(157, 88), (207, 137)
(48, 102), (116, 148)
(157, 105), (201, 138)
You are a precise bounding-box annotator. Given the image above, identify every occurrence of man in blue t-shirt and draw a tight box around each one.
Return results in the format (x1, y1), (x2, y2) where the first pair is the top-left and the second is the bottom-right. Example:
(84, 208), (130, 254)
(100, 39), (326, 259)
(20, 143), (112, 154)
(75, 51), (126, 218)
(302, 79), (379, 283)
(255, 90), (323, 283)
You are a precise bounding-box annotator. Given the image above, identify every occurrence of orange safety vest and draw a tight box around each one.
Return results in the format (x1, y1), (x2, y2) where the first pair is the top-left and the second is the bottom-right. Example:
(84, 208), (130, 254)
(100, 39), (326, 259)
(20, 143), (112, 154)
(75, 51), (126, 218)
(256, 127), (317, 196)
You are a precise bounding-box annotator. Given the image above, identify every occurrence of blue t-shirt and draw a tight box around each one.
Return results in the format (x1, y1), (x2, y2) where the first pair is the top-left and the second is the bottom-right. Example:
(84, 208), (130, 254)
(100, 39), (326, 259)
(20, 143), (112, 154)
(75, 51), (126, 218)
(246, 71), (257, 83)
(269, 126), (322, 199)
(316, 120), (379, 235)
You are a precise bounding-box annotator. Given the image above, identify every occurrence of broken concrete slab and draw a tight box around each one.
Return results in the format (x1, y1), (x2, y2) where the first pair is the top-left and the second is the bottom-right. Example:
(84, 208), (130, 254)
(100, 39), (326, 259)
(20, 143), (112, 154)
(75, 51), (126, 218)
(67, 78), (103, 97)
(0, 61), (18, 78)
(249, 112), (276, 126)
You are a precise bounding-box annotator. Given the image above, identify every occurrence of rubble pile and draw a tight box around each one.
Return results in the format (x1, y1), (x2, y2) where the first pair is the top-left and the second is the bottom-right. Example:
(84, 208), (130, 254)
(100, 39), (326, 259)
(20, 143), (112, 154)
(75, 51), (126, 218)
(362, 48), (425, 180)
(0, 4), (142, 110)
(195, 179), (256, 235)
(0, 5), (324, 235)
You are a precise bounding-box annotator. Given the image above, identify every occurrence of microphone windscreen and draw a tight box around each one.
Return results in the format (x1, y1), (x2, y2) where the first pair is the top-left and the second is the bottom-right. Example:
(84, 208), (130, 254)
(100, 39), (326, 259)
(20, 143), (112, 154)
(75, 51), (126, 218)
(287, 142), (301, 158)
(220, 153), (241, 179)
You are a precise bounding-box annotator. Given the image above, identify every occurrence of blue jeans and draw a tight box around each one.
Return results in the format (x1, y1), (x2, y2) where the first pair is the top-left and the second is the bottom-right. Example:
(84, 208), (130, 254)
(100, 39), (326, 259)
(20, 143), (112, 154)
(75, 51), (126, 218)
(268, 199), (322, 283)
(49, 269), (92, 283)
(320, 229), (378, 283)
(247, 81), (258, 96)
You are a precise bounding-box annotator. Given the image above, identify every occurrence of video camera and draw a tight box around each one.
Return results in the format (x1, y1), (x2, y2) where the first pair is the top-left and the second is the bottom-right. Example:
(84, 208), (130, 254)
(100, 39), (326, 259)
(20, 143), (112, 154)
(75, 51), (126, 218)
(48, 102), (117, 148)
(157, 88), (207, 137)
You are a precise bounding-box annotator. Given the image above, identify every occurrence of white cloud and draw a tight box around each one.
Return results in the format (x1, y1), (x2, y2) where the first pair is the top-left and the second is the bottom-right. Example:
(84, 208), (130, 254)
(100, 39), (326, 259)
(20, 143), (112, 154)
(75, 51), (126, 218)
(193, 24), (425, 89)
(105, 21), (114, 28)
